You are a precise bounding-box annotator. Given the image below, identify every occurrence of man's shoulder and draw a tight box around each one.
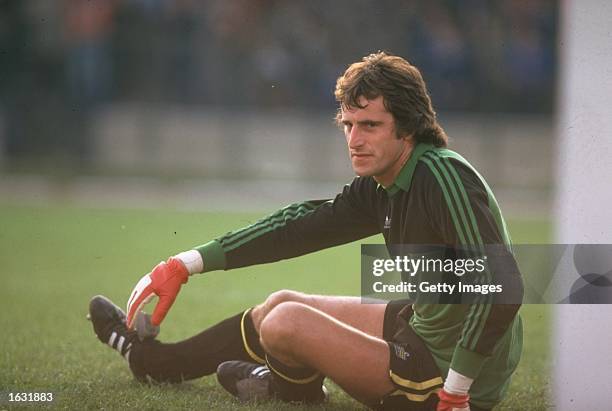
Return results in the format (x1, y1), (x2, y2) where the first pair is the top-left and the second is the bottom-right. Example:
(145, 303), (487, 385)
(418, 147), (477, 171)
(412, 147), (486, 192)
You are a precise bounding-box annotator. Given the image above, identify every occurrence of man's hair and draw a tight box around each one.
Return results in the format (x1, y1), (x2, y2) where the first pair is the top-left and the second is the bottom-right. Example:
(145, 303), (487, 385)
(334, 51), (448, 147)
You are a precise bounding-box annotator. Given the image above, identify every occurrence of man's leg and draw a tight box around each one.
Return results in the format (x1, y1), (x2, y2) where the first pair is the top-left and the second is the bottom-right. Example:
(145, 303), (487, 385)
(258, 301), (394, 406)
(128, 310), (261, 382)
(250, 289), (387, 338)
(93, 290), (388, 383)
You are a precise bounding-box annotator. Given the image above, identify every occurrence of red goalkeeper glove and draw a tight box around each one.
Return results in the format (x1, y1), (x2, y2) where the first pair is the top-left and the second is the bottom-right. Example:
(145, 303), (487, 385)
(437, 389), (470, 411)
(126, 257), (189, 328)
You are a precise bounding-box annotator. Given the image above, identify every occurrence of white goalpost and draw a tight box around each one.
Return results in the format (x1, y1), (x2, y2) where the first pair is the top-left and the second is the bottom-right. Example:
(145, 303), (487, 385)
(554, 0), (612, 409)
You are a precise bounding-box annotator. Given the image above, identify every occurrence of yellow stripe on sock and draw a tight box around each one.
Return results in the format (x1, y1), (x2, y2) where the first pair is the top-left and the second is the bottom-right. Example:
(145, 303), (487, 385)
(241, 308), (265, 364)
(266, 360), (321, 385)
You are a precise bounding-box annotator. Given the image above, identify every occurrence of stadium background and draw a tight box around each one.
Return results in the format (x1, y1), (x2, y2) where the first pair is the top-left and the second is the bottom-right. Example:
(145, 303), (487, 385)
(1, 1), (557, 410)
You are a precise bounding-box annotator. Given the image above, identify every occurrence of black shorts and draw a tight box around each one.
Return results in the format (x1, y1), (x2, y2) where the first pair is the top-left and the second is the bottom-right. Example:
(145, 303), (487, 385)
(379, 300), (443, 411)
(379, 300), (491, 411)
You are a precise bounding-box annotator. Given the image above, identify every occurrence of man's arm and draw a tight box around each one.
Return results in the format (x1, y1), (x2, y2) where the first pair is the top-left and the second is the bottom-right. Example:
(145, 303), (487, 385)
(419, 154), (523, 403)
(126, 177), (381, 327)
(196, 177), (381, 272)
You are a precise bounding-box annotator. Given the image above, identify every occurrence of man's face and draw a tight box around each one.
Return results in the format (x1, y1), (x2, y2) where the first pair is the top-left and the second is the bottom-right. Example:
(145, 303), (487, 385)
(340, 96), (413, 187)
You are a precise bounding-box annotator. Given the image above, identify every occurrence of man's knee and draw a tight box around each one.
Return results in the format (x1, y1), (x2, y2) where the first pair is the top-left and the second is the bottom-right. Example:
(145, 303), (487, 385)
(251, 289), (307, 331)
(259, 301), (307, 355)
(266, 289), (307, 309)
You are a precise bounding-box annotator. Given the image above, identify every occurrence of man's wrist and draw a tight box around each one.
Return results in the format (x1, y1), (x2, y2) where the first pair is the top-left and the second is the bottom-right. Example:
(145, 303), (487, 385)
(174, 250), (204, 275)
(194, 240), (226, 272)
(443, 368), (473, 396)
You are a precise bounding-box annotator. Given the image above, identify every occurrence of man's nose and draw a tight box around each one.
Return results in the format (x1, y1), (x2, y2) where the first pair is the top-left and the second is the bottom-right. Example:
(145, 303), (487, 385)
(347, 127), (363, 148)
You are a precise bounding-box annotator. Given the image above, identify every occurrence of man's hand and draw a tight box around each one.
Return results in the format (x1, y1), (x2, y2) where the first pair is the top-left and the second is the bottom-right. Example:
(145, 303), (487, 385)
(126, 257), (189, 328)
(437, 389), (470, 411)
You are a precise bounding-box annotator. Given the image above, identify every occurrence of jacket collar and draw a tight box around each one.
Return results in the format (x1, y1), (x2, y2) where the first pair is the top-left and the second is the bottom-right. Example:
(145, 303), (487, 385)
(382, 143), (434, 196)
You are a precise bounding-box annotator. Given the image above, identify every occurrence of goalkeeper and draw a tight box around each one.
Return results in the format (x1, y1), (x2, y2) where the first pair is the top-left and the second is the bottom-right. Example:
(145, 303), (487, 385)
(89, 52), (523, 411)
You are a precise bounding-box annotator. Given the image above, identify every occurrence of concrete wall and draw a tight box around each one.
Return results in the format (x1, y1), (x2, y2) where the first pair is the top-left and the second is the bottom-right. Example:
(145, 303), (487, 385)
(92, 105), (553, 190)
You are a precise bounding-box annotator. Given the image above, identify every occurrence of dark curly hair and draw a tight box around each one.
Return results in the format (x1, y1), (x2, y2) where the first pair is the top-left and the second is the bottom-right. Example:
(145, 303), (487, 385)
(335, 51), (447, 147)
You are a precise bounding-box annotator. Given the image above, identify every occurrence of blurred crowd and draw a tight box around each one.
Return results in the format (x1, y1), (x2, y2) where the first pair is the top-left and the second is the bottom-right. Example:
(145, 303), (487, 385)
(0, 0), (557, 160)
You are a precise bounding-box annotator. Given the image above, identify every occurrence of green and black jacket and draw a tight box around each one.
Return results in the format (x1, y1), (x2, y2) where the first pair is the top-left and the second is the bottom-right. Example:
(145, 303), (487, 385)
(197, 143), (523, 407)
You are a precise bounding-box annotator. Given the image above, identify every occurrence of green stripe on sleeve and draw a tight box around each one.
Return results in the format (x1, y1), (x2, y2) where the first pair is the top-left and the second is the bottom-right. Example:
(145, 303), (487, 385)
(438, 155), (492, 350)
(420, 157), (468, 245)
(428, 152), (493, 351)
(442, 157), (484, 246)
(220, 202), (316, 248)
(424, 154), (477, 246)
(223, 207), (315, 251)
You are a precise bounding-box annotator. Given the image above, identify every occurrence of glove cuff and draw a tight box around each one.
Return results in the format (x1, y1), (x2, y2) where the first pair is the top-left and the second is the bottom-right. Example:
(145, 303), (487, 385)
(167, 257), (190, 283)
(444, 368), (473, 396)
(438, 388), (469, 406)
(174, 250), (204, 275)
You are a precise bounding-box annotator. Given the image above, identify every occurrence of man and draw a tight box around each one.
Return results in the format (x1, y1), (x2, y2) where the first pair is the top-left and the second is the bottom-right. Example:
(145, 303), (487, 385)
(89, 52), (522, 411)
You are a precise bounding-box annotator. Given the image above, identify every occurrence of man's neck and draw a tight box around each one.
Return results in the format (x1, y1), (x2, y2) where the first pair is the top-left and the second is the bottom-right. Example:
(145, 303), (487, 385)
(374, 140), (414, 188)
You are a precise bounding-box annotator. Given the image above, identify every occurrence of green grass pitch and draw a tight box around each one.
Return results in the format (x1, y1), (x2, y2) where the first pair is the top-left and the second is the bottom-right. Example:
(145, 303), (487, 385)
(0, 205), (551, 410)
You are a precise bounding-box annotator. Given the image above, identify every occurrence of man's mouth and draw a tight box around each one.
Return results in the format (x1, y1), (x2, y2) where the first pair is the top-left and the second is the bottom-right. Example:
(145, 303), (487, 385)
(351, 153), (372, 158)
